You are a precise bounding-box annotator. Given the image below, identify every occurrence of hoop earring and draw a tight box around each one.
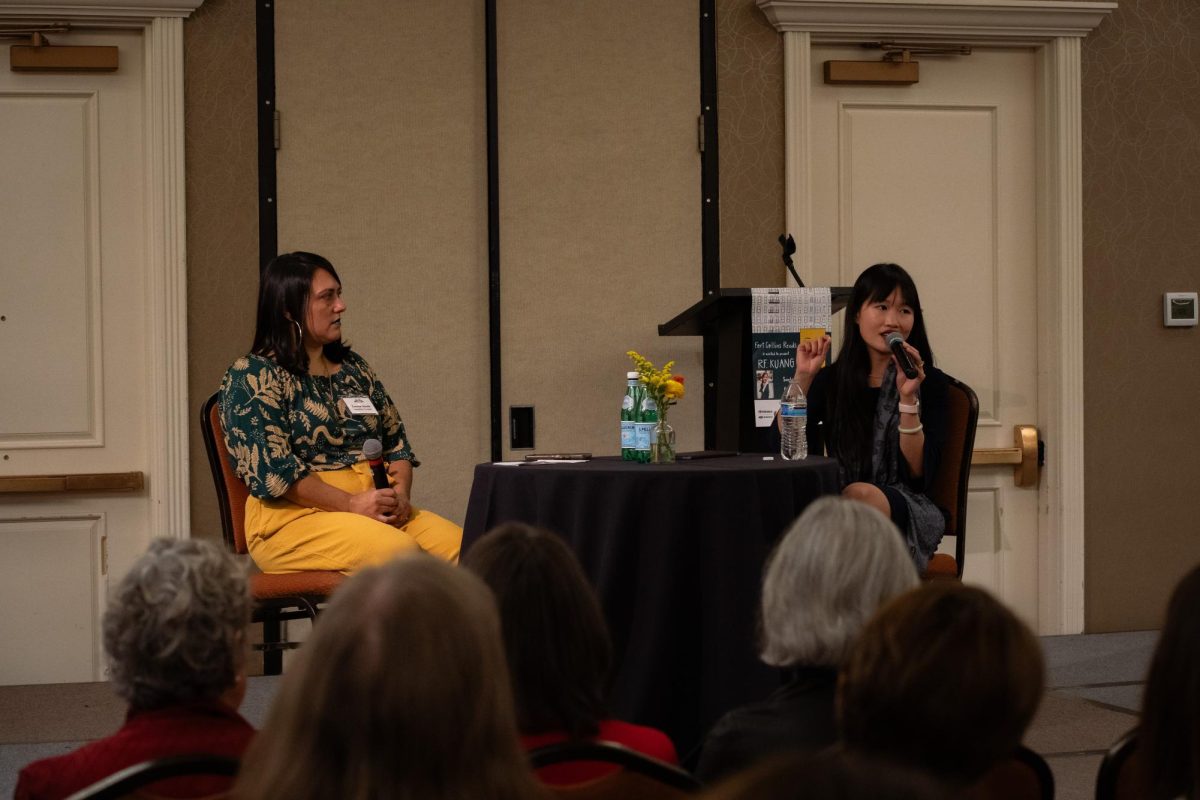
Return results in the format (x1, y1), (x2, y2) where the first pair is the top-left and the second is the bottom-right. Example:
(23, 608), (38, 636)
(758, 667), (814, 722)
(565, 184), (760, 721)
(292, 319), (303, 342)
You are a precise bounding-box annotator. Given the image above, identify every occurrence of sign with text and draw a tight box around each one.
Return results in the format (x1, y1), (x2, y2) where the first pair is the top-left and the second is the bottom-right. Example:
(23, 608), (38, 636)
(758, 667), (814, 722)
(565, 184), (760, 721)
(751, 288), (831, 427)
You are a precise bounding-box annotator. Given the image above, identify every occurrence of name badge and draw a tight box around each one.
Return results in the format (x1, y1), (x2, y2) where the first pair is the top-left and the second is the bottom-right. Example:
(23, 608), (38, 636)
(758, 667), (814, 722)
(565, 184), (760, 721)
(341, 395), (379, 415)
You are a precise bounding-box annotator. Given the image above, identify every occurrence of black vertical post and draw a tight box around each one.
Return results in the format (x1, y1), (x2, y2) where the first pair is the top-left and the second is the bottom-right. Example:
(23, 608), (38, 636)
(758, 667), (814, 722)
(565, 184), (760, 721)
(699, 0), (720, 448)
(256, 0), (278, 271)
(486, 0), (502, 462)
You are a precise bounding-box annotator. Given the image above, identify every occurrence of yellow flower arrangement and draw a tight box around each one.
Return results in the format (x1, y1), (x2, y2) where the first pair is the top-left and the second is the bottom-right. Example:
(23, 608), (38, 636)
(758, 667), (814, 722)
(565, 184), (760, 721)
(627, 351), (686, 409)
(627, 351), (686, 463)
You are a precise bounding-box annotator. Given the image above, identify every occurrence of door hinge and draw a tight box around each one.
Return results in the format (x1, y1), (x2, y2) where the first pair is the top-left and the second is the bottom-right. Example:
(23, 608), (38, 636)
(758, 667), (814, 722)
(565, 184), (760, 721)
(697, 113), (705, 153)
(100, 535), (108, 576)
(273, 109), (281, 151)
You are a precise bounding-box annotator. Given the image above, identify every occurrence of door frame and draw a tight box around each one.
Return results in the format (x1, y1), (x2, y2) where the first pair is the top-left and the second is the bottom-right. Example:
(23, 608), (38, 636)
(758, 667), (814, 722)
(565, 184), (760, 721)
(1, 0), (204, 540)
(758, 0), (1115, 634)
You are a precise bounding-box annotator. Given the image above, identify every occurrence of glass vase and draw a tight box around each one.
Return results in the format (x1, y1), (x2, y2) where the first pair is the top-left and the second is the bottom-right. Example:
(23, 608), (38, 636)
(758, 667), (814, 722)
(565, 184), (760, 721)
(650, 419), (676, 464)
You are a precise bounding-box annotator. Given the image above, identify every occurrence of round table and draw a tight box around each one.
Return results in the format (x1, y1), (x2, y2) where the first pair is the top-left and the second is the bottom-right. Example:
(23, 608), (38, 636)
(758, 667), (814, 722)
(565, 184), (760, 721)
(463, 454), (842, 757)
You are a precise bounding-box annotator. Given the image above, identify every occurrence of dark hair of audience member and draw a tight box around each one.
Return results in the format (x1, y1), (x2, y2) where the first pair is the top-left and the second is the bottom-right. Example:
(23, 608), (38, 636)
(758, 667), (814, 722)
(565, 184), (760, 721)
(232, 554), (541, 800)
(1141, 564), (1200, 800)
(464, 522), (611, 739)
(839, 582), (1044, 787)
(699, 749), (947, 800)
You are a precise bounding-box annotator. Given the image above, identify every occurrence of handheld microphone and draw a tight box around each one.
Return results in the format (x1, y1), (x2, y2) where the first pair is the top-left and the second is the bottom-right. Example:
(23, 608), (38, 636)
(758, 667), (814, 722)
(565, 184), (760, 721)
(885, 332), (920, 380)
(362, 438), (390, 490)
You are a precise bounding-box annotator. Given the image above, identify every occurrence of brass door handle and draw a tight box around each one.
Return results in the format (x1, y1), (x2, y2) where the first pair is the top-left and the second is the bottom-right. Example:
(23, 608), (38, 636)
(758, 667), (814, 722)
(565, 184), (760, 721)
(971, 425), (1039, 487)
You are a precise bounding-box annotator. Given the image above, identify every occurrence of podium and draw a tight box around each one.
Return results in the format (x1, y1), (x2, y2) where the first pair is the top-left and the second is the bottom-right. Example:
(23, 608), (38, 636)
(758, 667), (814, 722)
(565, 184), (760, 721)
(659, 288), (851, 452)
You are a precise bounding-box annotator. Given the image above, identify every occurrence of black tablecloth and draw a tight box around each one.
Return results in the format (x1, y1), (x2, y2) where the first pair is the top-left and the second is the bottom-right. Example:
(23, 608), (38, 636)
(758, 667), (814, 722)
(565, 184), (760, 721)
(462, 454), (842, 757)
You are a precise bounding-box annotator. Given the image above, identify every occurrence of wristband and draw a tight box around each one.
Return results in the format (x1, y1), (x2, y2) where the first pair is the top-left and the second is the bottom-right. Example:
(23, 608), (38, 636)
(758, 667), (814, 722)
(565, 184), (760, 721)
(899, 423), (924, 435)
(898, 400), (920, 414)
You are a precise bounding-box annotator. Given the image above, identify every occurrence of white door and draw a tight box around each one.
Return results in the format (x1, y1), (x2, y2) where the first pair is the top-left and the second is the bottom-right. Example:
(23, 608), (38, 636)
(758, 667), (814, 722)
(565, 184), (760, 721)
(808, 46), (1043, 628)
(0, 30), (154, 684)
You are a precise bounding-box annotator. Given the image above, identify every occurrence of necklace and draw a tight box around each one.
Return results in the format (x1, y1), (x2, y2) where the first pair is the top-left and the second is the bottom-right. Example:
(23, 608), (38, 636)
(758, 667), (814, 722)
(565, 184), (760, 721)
(314, 354), (341, 428)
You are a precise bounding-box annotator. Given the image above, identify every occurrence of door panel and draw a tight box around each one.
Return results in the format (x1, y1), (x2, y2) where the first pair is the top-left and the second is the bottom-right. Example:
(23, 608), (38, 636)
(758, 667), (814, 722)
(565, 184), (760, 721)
(0, 30), (151, 683)
(810, 46), (1041, 627)
(0, 518), (106, 685)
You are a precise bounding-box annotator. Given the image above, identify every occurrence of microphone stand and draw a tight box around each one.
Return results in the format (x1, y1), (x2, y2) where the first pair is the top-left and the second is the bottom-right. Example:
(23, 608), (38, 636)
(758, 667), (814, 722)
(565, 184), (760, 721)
(778, 234), (804, 287)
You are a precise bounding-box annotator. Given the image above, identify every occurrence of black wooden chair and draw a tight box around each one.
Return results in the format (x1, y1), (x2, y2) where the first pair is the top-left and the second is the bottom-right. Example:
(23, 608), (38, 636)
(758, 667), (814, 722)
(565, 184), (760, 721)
(923, 374), (979, 580)
(200, 391), (344, 674)
(64, 754), (239, 800)
(529, 740), (702, 799)
(957, 744), (1055, 800)
(1095, 729), (1142, 800)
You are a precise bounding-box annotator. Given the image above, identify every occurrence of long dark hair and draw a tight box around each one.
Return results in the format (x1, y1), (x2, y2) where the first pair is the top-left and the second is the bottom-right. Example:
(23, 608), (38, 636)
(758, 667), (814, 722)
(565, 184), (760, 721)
(464, 522), (612, 739)
(1141, 565), (1200, 799)
(827, 263), (935, 475)
(250, 251), (350, 375)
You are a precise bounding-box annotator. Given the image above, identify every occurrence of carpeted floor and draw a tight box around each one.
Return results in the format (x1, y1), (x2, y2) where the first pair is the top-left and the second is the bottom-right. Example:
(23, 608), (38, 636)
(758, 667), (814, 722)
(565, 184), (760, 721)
(0, 631), (1155, 798)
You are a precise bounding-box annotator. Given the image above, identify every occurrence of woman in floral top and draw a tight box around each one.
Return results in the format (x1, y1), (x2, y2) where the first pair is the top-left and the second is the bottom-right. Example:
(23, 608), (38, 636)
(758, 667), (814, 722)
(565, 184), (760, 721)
(219, 252), (461, 573)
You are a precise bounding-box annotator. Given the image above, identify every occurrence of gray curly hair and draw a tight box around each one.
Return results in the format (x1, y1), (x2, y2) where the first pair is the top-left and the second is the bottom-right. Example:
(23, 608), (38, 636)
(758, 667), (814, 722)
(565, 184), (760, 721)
(760, 496), (919, 668)
(104, 538), (250, 709)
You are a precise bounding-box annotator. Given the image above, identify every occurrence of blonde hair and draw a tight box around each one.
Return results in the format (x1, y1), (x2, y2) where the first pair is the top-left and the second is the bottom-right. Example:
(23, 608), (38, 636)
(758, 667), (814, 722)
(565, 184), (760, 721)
(233, 554), (541, 800)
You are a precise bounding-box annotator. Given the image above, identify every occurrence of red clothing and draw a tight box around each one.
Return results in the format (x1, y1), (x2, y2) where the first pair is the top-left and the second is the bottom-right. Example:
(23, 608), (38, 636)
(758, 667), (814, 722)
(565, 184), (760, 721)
(522, 719), (679, 786)
(15, 700), (254, 800)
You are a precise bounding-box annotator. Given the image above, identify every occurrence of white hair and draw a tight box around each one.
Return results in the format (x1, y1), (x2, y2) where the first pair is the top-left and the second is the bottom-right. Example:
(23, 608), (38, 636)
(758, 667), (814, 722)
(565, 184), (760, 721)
(760, 496), (919, 668)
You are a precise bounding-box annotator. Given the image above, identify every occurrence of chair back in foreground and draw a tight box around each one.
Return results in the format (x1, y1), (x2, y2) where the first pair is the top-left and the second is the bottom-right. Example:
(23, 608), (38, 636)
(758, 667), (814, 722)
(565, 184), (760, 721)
(962, 745), (1054, 800)
(530, 741), (702, 799)
(923, 374), (979, 580)
(1095, 729), (1143, 800)
(200, 391), (344, 674)
(63, 754), (239, 800)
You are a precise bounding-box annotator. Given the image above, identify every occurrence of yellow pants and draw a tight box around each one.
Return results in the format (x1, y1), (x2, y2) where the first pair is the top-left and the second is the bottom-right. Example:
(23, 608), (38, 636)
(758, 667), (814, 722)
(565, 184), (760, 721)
(244, 462), (462, 574)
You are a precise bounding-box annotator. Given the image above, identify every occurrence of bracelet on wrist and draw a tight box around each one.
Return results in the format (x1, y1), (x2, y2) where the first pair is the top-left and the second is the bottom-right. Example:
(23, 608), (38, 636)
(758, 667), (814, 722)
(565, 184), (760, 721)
(898, 400), (920, 414)
(898, 422), (924, 435)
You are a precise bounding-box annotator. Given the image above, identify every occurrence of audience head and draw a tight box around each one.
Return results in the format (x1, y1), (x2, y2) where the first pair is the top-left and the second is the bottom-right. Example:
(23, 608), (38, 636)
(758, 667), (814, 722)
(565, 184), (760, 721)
(104, 537), (250, 711)
(465, 522), (611, 738)
(234, 554), (539, 800)
(700, 749), (947, 800)
(839, 581), (1044, 787)
(1141, 563), (1200, 799)
(760, 497), (918, 669)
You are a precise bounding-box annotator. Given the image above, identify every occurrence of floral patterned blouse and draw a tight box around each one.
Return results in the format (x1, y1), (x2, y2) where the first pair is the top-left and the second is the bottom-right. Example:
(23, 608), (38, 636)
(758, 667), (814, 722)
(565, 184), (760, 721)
(219, 351), (418, 500)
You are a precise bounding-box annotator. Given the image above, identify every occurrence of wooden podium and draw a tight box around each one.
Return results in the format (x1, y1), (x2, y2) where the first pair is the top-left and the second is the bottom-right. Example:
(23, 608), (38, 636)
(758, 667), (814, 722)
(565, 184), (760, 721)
(659, 288), (851, 452)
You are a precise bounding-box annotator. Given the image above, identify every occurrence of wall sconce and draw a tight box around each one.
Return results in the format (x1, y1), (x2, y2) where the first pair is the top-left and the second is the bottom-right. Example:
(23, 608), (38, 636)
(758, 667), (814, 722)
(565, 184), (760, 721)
(4, 26), (119, 72)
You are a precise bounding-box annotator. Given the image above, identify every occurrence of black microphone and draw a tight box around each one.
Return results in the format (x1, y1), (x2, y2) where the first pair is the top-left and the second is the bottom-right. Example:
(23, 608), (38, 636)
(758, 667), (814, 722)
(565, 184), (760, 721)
(885, 332), (920, 379)
(363, 438), (389, 490)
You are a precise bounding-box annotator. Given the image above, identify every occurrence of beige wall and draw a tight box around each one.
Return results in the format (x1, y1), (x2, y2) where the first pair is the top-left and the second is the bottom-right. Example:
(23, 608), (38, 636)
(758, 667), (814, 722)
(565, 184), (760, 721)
(273, 0), (488, 524)
(716, 0), (784, 288)
(184, 1), (1200, 630)
(497, 0), (702, 460)
(1080, 0), (1200, 631)
(184, 0), (258, 544)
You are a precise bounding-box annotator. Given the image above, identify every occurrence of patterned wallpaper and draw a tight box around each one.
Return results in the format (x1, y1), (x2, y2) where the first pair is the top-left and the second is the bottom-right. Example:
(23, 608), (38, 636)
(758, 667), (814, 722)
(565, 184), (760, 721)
(1081, 0), (1200, 631)
(184, 0), (260, 543)
(716, 0), (785, 288)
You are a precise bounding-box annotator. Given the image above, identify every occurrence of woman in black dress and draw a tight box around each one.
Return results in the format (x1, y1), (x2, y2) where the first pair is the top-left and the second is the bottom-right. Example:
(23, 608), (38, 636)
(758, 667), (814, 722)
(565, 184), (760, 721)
(791, 263), (948, 570)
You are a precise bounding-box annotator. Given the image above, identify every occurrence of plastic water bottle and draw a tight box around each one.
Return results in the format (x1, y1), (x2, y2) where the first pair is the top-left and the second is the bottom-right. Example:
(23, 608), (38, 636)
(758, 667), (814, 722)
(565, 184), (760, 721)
(780, 379), (808, 460)
(621, 372), (641, 461)
(635, 393), (658, 463)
